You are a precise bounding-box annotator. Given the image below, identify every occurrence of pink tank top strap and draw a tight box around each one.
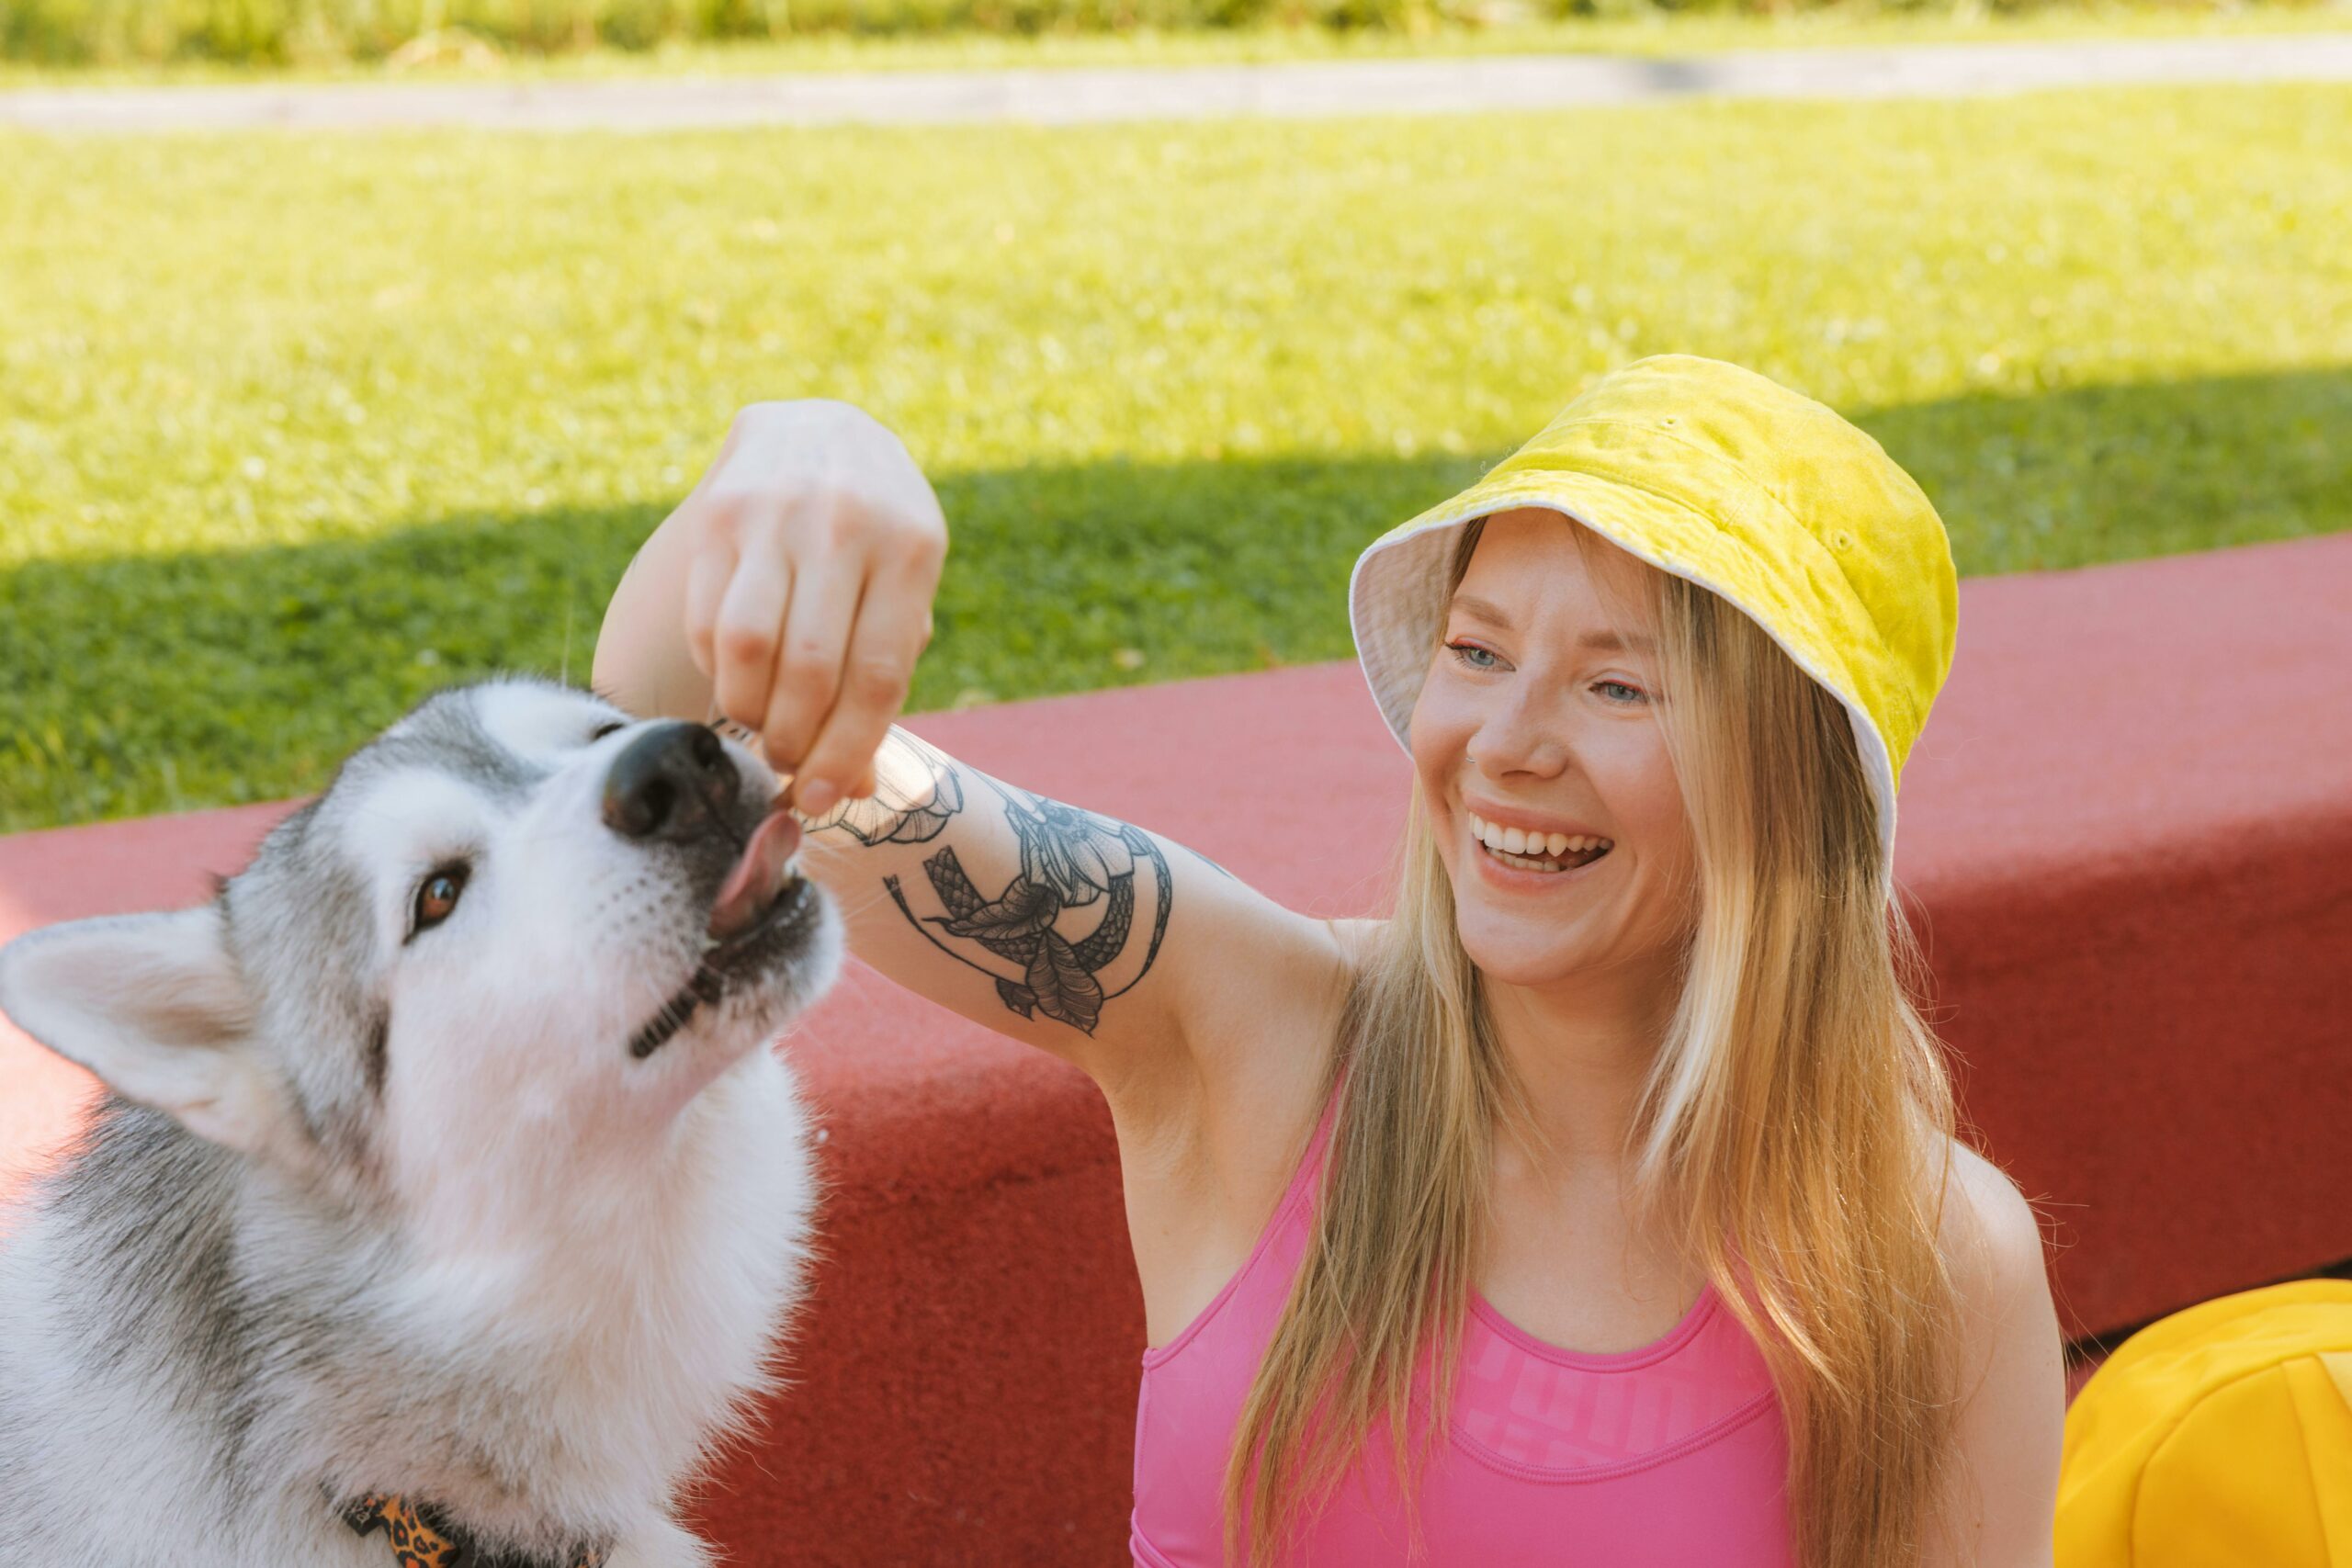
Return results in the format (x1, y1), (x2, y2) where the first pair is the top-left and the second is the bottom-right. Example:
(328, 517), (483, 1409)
(1132, 1077), (1792, 1568)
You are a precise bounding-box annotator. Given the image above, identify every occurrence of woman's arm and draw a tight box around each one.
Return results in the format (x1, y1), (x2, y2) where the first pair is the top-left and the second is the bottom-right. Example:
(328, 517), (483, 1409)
(1927, 1145), (2068, 1568)
(779, 724), (1350, 1103)
(592, 400), (1353, 1106)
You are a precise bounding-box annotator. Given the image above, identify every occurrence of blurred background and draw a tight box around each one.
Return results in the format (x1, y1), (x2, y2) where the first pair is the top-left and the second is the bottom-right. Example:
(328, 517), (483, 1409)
(1, 0), (2346, 830)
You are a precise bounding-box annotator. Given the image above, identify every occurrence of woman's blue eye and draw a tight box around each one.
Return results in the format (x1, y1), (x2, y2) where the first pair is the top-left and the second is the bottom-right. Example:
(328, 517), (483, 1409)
(1449, 643), (1644, 705)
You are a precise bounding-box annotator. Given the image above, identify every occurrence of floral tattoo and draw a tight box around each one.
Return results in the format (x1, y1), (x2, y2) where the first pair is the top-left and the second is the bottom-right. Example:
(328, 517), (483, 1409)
(803, 728), (1180, 1035)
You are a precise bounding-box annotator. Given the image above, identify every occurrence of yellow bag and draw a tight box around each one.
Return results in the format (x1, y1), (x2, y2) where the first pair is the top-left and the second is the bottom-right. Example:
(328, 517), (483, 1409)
(2057, 1279), (2352, 1566)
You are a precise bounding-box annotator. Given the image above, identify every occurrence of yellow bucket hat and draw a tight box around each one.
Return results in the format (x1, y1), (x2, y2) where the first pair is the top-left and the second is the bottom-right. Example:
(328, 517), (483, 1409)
(1348, 354), (1958, 889)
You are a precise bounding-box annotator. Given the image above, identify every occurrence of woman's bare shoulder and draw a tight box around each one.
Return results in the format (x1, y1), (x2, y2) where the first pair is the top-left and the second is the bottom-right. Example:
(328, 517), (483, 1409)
(1934, 1141), (2050, 1299)
(1923, 1139), (2065, 1568)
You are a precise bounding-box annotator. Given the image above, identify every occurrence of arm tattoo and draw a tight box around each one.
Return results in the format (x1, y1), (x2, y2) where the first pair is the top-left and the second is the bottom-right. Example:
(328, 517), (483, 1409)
(799, 728), (1176, 1036)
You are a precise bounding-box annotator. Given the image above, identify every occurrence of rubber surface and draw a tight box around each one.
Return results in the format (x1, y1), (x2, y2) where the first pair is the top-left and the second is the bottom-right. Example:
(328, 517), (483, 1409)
(3, 530), (2347, 1565)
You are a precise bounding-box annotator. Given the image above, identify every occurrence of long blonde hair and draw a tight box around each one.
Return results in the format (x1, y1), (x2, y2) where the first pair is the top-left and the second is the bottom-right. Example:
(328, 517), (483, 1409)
(1223, 515), (1962, 1567)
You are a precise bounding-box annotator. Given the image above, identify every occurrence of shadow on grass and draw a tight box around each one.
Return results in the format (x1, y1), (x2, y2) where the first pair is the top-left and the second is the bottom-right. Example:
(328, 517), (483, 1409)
(4, 366), (2346, 832)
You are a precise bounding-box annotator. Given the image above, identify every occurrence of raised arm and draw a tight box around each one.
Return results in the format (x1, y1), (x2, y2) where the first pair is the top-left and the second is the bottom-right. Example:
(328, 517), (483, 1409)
(592, 400), (1355, 1103)
(783, 722), (1354, 1101)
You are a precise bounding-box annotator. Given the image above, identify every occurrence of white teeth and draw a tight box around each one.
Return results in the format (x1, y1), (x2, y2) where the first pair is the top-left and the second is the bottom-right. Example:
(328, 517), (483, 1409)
(1468, 810), (1611, 860)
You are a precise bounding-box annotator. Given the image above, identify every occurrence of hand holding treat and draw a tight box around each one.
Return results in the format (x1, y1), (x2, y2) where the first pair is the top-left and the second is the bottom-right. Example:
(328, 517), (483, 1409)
(603, 399), (948, 818)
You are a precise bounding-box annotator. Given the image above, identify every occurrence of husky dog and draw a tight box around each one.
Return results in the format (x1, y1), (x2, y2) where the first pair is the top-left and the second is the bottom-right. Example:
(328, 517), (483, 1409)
(0, 676), (841, 1568)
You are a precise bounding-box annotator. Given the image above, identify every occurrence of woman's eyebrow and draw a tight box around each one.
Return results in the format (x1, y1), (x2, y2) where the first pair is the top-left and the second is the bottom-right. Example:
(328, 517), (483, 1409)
(1448, 592), (1515, 628)
(1446, 592), (1654, 652)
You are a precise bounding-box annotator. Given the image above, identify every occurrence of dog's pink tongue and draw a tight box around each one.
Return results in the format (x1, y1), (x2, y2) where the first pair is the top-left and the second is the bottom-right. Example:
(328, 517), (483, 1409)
(709, 810), (802, 941)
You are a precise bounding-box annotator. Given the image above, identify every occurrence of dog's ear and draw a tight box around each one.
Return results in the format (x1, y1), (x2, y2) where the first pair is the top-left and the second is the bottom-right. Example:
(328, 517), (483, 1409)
(0, 906), (290, 1158)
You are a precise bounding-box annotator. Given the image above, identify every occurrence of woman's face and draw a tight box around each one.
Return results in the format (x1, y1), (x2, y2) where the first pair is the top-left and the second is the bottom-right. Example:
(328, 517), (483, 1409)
(1410, 509), (1696, 989)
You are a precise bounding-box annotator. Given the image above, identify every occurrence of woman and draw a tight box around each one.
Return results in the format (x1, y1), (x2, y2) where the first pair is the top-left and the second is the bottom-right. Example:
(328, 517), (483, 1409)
(593, 354), (2066, 1566)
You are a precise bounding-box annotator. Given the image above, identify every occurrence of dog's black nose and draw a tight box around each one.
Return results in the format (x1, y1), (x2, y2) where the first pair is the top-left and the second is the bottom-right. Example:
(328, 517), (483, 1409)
(602, 721), (739, 841)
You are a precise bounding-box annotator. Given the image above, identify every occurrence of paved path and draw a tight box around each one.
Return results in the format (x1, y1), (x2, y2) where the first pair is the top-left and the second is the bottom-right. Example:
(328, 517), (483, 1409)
(5, 32), (2350, 132)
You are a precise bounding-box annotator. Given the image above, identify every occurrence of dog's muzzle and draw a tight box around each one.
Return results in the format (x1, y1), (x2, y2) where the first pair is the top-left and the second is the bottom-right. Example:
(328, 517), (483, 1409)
(602, 721), (820, 1061)
(602, 721), (738, 843)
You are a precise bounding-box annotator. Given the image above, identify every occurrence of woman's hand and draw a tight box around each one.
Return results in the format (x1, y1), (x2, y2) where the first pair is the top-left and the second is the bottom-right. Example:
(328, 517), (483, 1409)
(673, 400), (947, 817)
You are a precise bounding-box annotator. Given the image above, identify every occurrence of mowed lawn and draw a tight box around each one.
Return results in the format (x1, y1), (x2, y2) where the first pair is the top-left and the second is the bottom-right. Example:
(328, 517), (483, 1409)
(3, 83), (2348, 831)
(11, 6), (2351, 85)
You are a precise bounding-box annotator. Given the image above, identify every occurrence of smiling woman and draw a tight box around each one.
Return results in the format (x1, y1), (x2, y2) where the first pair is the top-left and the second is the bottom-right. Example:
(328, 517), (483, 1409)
(591, 356), (2064, 1568)
(1218, 355), (2064, 1568)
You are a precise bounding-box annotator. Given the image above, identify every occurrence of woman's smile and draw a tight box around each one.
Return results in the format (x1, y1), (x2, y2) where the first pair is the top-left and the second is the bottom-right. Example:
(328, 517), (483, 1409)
(1462, 802), (1615, 888)
(1465, 818), (1616, 890)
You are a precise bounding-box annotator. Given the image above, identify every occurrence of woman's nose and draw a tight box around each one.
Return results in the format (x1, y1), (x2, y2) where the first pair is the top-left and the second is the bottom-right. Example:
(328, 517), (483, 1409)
(1465, 696), (1573, 779)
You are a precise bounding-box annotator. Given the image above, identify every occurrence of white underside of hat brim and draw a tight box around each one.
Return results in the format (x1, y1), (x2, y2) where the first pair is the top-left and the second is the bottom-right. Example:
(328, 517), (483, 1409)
(1347, 499), (1901, 897)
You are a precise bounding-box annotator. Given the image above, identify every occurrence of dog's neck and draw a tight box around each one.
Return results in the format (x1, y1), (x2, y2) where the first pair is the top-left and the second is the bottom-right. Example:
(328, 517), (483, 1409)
(23, 1046), (815, 1553)
(340, 1491), (611, 1568)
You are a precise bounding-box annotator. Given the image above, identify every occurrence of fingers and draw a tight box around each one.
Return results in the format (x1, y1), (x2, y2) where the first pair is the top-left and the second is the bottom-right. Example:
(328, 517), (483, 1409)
(758, 546), (864, 783)
(710, 540), (793, 734)
(682, 545), (734, 683)
(673, 405), (946, 813)
(788, 551), (933, 817)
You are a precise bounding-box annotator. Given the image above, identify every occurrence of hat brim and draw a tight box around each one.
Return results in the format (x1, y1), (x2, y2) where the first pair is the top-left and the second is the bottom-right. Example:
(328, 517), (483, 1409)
(1348, 479), (1901, 894)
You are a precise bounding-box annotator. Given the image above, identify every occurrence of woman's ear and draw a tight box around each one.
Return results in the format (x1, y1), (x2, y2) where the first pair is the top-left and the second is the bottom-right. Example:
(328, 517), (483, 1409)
(0, 906), (296, 1160)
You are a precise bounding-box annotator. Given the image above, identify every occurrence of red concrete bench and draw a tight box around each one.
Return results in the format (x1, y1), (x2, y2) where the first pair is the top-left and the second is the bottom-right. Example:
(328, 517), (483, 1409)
(4, 530), (2348, 1566)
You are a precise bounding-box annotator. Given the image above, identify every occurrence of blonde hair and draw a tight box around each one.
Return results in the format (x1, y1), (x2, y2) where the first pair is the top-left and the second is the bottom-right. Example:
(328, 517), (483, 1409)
(1223, 514), (1962, 1567)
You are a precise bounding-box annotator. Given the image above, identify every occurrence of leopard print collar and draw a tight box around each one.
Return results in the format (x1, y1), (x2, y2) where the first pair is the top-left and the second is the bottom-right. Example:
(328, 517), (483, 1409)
(339, 1492), (611, 1568)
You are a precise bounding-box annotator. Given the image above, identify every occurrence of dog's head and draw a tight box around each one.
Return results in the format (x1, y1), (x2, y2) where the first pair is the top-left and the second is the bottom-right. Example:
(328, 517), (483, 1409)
(0, 675), (842, 1229)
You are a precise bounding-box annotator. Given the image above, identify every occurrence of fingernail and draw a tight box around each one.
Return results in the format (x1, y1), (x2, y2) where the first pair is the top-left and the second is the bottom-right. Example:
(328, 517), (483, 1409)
(797, 780), (839, 816)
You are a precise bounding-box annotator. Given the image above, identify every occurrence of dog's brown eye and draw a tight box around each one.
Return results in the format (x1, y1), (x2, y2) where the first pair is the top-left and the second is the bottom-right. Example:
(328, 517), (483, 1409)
(591, 721), (626, 743)
(413, 866), (469, 935)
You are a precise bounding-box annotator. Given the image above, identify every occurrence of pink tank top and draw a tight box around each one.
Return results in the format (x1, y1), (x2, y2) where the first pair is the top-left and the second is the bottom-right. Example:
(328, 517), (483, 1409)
(1130, 1094), (1792, 1567)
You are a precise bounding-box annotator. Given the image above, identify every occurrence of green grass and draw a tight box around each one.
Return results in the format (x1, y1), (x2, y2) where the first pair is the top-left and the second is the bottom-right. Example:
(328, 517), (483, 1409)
(3, 83), (2349, 831)
(5, 2), (2349, 85)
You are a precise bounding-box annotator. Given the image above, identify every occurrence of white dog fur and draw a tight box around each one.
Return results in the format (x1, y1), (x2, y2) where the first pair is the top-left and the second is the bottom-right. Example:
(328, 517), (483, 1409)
(0, 676), (842, 1567)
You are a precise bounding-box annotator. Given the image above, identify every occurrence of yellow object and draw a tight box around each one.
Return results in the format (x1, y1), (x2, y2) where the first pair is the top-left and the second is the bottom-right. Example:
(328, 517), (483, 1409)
(2057, 1279), (2352, 1567)
(1347, 354), (1958, 888)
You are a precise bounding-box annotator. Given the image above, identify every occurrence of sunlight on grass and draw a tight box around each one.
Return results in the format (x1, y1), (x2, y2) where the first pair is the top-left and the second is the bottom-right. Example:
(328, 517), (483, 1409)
(2, 83), (2347, 828)
(4, 3), (2348, 85)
